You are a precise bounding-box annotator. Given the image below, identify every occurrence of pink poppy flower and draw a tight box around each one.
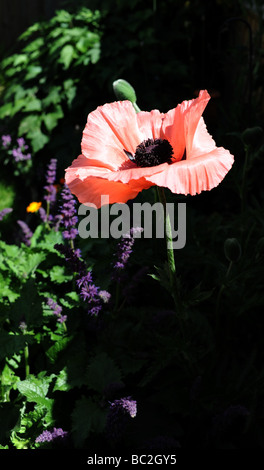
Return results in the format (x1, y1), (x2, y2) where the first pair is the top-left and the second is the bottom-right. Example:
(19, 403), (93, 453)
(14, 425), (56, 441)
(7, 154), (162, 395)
(65, 90), (234, 208)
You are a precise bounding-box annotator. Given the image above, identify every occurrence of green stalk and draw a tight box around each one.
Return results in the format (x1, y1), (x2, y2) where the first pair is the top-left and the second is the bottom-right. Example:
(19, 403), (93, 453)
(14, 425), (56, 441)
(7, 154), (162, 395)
(24, 343), (30, 379)
(132, 102), (141, 114)
(156, 187), (181, 313)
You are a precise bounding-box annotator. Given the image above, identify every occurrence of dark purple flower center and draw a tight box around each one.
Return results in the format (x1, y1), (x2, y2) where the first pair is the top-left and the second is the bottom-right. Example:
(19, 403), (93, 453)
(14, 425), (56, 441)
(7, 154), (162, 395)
(128, 138), (173, 167)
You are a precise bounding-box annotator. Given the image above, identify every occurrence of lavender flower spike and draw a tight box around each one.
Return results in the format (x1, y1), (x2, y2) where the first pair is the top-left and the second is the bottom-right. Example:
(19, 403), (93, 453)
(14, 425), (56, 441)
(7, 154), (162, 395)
(46, 298), (67, 324)
(0, 208), (13, 221)
(110, 396), (137, 418)
(44, 158), (57, 205)
(106, 396), (137, 442)
(17, 220), (33, 246)
(60, 184), (78, 241)
(35, 427), (68, 444)
(113, 227), (143, 280)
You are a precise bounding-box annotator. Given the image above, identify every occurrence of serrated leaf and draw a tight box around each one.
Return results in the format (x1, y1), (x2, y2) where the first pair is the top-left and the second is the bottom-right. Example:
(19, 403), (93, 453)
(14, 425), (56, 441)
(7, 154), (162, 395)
(17, 376), (53, 409)
(71, 397), (106, 447)
(30, 225), (44, 248)
(8, 279), (43, 328)
(0, 273), (20, 303)
(85, 352), (123, 393)
(49, 265), (72, 284)
(0, 331), (33, 361)
(37, 229), (63, 252)
(46, 336), (70, 364)
(52, 368), (70, 392)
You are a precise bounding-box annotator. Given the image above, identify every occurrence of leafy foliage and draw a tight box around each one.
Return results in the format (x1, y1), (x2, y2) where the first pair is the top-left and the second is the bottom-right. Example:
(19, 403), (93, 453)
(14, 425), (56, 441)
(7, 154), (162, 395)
(0, 7), (101, 154)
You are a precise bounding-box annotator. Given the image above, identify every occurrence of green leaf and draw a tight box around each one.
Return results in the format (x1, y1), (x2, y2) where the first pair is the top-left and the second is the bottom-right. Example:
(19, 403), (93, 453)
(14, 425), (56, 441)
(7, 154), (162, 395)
(13, 54), (28, 67)
(18, 115), (41, 135)
(85, 352), (123, 393)
(52, 368), (70, 392)
(23, 37), (45, 53)
(25, 66), (42, 81)
(59, 44), (75, 69)
(29, 225), (44, 248)
(37, 229), (63, 252)
(42, 106), (64, 131)
(42, 86), (62, 107)
(0, 331), (33, 361)
(8, 279), (43, 329)
(0, 103), (13, 119)
(63, 79), (76, 107)
(17, 375), (53, 409)
(55, 10), (72, 24)
(49, 265), (72, 284)
(90, 43), (100, 64)
(23, 98), (42, 112)
(0, 273), (20, 303)
(71, 397), (106, 447)
(27, 128), (49, 153)
(45, 336), (70, 364)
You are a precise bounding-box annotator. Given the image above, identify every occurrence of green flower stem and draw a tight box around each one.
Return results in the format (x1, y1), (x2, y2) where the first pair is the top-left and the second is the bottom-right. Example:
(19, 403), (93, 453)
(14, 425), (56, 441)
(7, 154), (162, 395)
(132, 102), (141, 114)
(156, 186), (181, 312)
(131, 99), (181, 313)
(24, 343), (30, 379)
(45, 200), (51, 230)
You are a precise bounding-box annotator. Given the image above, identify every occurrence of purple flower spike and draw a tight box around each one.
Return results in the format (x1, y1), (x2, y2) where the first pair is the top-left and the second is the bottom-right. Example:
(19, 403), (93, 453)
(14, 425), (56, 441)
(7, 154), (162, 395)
(44, 158), (58, 205)
(55, 244), (87, 278)
(0, 208), (13, 221)
(106, 396), (137, 442)
(46, 298), (67, 324)
(113, 227), (143, 280)
(110, 397), (137, 418)
(17, 220), (33, 246)
(35, 427), (68, 444)
(54, 244), (110, 317)
(60, 184), (78, 241)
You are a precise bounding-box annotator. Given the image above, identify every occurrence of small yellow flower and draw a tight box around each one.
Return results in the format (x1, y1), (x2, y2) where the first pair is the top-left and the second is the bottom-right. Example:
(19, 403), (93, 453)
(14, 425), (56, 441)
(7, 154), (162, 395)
(26, 201), (42, 213)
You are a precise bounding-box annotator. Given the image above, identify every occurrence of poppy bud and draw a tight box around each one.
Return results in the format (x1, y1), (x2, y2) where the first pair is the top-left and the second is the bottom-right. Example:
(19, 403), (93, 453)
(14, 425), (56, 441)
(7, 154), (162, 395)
(242, 126), (263, 149)
(224, 238), (241, 262)
(113, 79), (137, 104)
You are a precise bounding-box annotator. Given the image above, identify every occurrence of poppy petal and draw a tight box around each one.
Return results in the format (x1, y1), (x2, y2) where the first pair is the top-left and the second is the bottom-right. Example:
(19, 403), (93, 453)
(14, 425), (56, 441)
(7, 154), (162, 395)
(162, 90), (211, 161)
(65, 155), (153, 208)
(81, 101), (144, 170)
(137, 109), (165, 140)
(189, 117), (217, 159)
(66, 175), (151, 208)
(144, 146), (234, 195)
(105, 161), (168, 184)
(161, 105), (185, 161)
